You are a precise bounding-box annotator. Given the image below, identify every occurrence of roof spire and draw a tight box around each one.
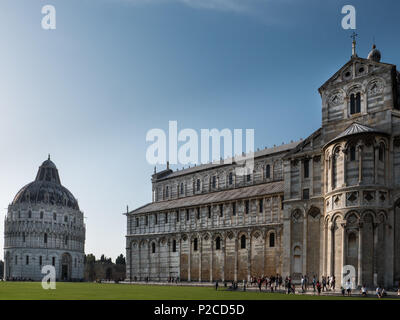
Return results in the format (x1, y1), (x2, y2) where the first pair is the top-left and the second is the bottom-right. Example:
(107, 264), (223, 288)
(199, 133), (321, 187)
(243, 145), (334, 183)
(351, 31), (358, 57)
(48, 154), (51, 161)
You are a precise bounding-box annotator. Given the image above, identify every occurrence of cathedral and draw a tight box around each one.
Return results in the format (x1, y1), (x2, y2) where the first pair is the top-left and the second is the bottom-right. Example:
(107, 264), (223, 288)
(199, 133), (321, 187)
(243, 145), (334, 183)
(3, 157), (86, 281)
(126, 41), (400, 288)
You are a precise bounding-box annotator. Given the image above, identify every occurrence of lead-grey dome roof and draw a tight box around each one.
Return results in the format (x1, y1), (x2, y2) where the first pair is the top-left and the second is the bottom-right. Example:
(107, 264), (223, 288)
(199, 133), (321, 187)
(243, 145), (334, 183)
(367, 44), (381, 62)
(12, 156), (79, 210)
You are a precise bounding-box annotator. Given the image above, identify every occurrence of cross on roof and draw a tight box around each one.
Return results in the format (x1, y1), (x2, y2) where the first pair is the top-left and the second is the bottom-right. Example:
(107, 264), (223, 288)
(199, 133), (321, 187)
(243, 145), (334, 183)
(351, 31), (358, 42)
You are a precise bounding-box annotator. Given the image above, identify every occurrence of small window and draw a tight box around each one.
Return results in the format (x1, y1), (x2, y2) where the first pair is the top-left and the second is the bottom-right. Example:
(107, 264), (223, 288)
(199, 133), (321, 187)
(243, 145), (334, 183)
(219, 204), (223, 217)
(303, 188), (310, 200)
(28, 211), (32, 219)
(379, 145), (385, 162)
(216, 237), (221, 250)
(196, 179), (201, 191)
(350, 146), (356, 161)
(269, 233), (275, 247)
(176, 211), (180, 222)
(145, 216), (148, 226)
(64, 216), (68, 223)
(152, 242), (156, 253)
(232, 202), (236, 216)
(180, 183), (184, 195)
(44, 233), (48, 244)
(40, 211), (44, 219)
(229, 172), (233, 185)
(15, 256), (18, 265)
(165, 213), (168, 224)
(75, 258), (77, 268)
(166, 186), (169, 198)
(172, 239), (177, 252)
(26, 256), (29, 265)
(52, 257), (55, 266)
(304, 159), (309, 178)
(196, 208), (200, 220)
(212, 176), (217, 188)
(246, 173), (251, 182)
(208, 206), (212, 219)
(259, 199), (263, 213)
(53, 212), (56, 221)
(22, 233), (26, 243)
(193, 238), (198, 251)
(350, 92), (361, 115)
(65, 236), (68, 245)
(240, 235), (246, 249)
(265, 165), (270, 179)
(186, 209), (190, 221)
(136, 217), (139, 227)
(245, 200), (249, 214)
(39, 256), (42, 266)
(155, 214), (158, 225)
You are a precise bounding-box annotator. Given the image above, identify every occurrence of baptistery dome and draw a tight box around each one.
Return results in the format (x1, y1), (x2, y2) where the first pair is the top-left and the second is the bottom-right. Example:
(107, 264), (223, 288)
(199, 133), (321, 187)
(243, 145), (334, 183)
(12, 156), (79, 210)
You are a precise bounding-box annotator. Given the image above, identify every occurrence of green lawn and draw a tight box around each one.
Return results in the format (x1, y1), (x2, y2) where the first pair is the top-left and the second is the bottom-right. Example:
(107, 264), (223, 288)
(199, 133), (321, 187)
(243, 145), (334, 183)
(0, 282), (386, 300)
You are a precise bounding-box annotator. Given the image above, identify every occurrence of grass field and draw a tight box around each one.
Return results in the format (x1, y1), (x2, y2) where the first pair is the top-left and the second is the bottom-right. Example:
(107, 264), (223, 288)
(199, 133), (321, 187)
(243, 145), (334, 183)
(0, 282), (387, 300)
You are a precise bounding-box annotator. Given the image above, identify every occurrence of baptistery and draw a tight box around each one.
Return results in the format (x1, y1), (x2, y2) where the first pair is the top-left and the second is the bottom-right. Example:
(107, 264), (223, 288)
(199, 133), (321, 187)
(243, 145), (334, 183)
(3, 156), (85, 281)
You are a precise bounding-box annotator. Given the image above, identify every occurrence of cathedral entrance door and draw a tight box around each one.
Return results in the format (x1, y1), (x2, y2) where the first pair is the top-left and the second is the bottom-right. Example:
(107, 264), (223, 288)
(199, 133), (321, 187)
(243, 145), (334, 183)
(62, 264), (68, 280)
(61, 253), (72, 281)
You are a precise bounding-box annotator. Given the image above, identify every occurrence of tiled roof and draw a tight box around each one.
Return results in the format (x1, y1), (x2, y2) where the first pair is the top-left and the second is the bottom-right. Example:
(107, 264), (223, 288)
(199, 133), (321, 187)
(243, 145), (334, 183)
(129, 181), (284, 215)
(326, 122), (385, 146)
(156, 141), (300, 181)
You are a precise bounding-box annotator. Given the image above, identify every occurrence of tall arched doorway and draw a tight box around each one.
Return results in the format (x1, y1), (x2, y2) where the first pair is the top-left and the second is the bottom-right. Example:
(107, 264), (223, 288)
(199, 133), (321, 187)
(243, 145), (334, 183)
(61, 253), (72, 281)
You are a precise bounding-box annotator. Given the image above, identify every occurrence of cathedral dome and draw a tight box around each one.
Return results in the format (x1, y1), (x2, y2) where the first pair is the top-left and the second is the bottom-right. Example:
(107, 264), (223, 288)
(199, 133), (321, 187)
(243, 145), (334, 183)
(11, 156), (79, 210)
(367, 44), (381, 62)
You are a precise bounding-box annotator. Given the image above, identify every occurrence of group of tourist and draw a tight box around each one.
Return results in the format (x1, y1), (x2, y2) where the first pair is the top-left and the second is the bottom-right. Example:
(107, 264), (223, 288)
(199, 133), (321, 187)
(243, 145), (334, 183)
(250, 274), (284, 292)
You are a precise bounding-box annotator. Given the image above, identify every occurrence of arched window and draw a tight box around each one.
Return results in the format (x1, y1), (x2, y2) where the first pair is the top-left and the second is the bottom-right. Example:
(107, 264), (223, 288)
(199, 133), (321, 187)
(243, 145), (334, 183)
(193, 238), (198, 251)
(215, 237), (221, 250)
(196, 179), (201, 191)
(180, 183), (184, 195)
(44, 233), (48, 244)
(265, 165), (271, 179)
(269, 233), (275, 247)
(240, 235), (246, 249)
(212, 176), (217, 188)
(349, 146), (356, 161)
(350, 92), (361, 114)
(379, 144), (385, 162)
(172, 240), (177, 252)
(152, 242), (156, 253)
(229, 172), (233, 185)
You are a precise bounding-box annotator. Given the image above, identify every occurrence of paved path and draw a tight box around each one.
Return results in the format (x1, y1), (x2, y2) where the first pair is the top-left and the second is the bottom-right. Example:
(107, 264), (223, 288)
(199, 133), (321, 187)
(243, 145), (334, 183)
(112, 280), (400, 298)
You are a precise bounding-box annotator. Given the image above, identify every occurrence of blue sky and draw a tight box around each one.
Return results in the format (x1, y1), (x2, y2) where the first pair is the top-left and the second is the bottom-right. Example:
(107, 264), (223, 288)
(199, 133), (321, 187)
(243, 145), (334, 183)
(0, 0), (399, 261)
